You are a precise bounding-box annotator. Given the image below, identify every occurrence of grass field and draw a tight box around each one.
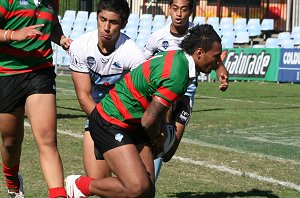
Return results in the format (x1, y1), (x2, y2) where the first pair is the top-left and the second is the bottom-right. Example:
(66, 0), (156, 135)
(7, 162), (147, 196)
(0, 74), (300, 198)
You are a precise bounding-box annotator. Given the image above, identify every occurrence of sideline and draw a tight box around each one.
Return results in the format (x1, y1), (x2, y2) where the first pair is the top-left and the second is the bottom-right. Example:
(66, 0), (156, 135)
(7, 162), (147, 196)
(174, 156), (300, 192)
(24, 122), (300, 192)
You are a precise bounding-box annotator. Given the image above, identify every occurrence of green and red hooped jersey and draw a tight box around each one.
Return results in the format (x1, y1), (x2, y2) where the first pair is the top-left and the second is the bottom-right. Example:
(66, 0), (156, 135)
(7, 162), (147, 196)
(0, 0), (59, 76)
(96, 50), (191, 129)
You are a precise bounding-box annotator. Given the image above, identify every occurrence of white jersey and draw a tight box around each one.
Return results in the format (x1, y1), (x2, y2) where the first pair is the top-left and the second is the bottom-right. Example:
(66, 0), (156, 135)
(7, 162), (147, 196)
(143, 22), (197, 100)
(70, 30), (146, 102)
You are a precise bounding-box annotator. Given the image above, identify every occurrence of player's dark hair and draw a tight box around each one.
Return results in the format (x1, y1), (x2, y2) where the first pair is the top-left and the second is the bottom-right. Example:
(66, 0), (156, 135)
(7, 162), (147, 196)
(169, 0), (194, 10)
(96, 0), (130, 23)
(180, 24), (221, 55)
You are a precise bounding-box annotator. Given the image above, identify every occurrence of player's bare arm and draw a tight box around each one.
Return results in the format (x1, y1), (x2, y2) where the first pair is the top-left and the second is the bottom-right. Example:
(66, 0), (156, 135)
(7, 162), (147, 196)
(141, 96), (170, 143)
(51, 17), (72, 50)
(71, 71), (96, 116)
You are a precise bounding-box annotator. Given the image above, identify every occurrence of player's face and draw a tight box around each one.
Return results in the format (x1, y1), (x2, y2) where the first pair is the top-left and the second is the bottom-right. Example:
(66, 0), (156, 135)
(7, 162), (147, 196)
(169, 0), (192, 27)
(97, 10), (125, 44)
(195, 41), (222, 74)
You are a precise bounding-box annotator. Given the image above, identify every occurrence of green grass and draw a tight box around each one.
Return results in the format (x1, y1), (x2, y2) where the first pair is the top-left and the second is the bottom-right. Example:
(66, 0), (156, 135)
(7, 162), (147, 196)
(0, 75), (300, 197)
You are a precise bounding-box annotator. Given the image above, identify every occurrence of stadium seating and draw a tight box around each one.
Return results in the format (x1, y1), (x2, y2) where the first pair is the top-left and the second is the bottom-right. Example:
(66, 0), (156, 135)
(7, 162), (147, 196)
(292, 30), (300, 46)
(277, 32), (291, 46)
(152, 15), (166, 32)
(136, 33), (149, 50)
(221, 30), (235, 42)
(193, 16), (206, 25)
(62, 10), (76, 25)
(291, 26), (300, 39)
(207, 17), (220, 32)
(247, 18), (261, 38)
(125, 26), (138, 41)
(253, 44), (265, 48)
(88, 12), (97, 21)
(280, 39), (294, 48)
(233, 18), (247, 35)
(221, 37), (234, 48)
(265, 37), (279, 48)
(261, 18), (274, 39)
(261, 19), (274, 31)
(234, 31), (249, 46)
(219, 17), (233, 32)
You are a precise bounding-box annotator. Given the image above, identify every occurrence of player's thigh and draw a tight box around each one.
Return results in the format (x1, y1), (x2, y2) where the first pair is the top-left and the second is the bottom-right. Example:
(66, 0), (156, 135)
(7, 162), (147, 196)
(25, 68), (57, 141)
(104, 143), (152, 185)
(89, 109), (151, 184)
(83, 131), (111, 178)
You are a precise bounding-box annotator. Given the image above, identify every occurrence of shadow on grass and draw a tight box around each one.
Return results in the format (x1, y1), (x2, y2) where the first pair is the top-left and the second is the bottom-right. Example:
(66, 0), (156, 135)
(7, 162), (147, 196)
(169, 188), (279, 198)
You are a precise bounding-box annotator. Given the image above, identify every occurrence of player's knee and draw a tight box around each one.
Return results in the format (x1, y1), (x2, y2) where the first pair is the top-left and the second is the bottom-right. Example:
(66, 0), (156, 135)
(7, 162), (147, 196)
(2, 141), (21, 154)
(124, 179), (154, 198)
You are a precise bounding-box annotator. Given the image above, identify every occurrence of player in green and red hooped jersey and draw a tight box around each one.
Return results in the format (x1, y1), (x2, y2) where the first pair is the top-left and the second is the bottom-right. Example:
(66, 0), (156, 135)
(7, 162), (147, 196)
(0, 0), (72, 197)
(144, 0), (229, 182)
(65, 24), (223, 198)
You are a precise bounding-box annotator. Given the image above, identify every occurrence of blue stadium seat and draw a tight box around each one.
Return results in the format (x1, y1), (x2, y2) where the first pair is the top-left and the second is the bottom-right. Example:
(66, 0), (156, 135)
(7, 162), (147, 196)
(253, 44), (265, 48)
(234, 31), (249, 46)
(280, 39), (294, 48)
(277, 32), (291, 46)
(207, 17), (220, 31)
(261, 19), (274, 31)
(265, 38), (279, 48)
(234, 18), (247, 34)
(222, 37), (234, 48)
(219, 17), (233, 32)
(70, 30), (84, 40)
(291, 26), (300, 39)
(193, 16), (206, 25)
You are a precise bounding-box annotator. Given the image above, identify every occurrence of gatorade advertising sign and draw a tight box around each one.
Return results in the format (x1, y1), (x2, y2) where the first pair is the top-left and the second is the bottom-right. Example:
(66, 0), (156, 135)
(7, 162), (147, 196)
(210, 48), (280, 81)
(278, 49), (300, 83)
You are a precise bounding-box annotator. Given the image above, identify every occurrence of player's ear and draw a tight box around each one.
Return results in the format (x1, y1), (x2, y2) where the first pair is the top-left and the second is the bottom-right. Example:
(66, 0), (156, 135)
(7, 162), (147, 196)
(196, 48), (204, 59)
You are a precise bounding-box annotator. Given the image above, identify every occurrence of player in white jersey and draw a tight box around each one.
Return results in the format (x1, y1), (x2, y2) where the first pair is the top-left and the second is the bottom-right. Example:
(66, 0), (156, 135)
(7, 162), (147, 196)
(144, 0), (229, 182)
(69, 0), (146, 180)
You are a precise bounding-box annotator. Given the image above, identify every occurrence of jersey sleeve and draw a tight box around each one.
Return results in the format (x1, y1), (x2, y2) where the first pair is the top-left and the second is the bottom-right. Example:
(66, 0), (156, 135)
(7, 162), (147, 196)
(123, 40), (147, 71)
(69, 37), (89, 73)
(143, 33), (158, 59)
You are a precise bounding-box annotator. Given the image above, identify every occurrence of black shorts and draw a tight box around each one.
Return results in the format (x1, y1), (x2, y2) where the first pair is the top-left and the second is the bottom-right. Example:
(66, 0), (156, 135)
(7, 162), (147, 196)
(0, 67), (56, 113)
(89, 108), (150, 160)
(172, 95), (192, 125)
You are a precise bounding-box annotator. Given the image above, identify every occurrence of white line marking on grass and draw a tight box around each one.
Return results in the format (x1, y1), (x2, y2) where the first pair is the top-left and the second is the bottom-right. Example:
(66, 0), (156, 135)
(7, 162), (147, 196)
(182, 138), (300, 165)
(24, 122), (83, 139)
(174, 156), (300, 192)
(199, 95), (300, 107)
(24, 122), (300, 191)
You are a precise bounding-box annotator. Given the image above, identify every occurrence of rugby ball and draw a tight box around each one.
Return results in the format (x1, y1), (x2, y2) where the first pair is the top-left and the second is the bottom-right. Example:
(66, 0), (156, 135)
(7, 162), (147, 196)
(157, 124), (176, 158)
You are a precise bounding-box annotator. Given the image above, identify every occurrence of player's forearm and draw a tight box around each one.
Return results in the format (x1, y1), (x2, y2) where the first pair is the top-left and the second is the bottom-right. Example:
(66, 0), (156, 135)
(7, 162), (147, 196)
(50, 20), (64, 45)
(77, 95), (96, 116)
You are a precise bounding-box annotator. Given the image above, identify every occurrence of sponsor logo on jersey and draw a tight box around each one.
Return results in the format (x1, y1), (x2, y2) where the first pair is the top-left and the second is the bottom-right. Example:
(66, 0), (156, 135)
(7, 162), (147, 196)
(115, 133), (124, 142)
(101, 58), (109, 63)
(179, 111), (190, 122)
(112, 62), (122, 71)
(20, 0), (29, 7)
(87, 56), (96, 67)
(175, 40), (181, 45)
(162, 41), (169, 49)
(34, 0), (42, 6)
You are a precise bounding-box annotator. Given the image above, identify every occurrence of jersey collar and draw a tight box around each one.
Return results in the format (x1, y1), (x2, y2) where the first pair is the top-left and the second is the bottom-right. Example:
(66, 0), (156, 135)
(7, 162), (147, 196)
(184, 52), (196, 78)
